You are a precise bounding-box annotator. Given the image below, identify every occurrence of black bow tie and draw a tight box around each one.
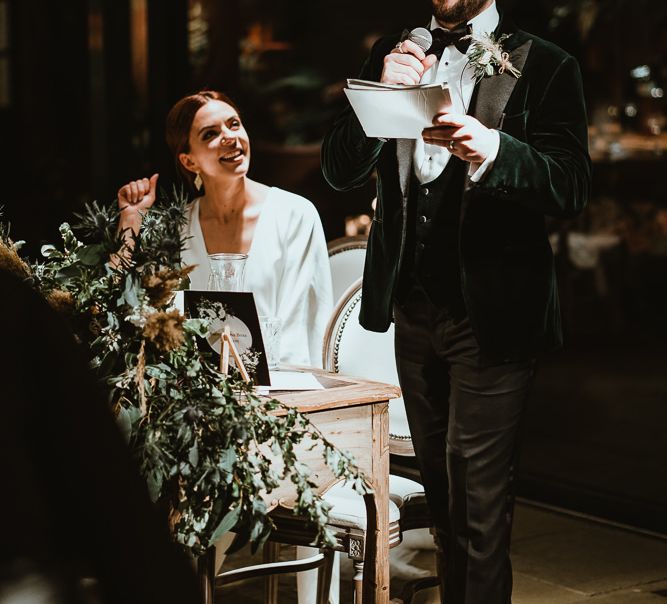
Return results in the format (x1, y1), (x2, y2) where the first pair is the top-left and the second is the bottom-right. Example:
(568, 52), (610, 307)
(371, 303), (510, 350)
(427, 24), (473, 57)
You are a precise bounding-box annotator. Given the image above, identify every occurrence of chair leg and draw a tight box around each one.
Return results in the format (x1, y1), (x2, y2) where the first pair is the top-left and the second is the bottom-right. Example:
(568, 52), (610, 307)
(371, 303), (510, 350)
(263, 541), (281, 604)
(197, 547), (216, 604)
(353, 560), (364, 604)
(434, 531), (445, 604)
(316, 549), (335, 604)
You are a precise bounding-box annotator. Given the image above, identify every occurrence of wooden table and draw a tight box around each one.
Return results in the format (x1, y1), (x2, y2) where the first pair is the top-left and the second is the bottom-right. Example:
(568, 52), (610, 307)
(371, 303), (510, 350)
(199, 368), (401, 604)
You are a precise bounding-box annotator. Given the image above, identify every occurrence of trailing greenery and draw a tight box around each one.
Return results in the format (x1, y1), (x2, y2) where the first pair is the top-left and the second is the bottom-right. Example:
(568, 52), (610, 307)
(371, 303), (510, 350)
(0, 192), (366, 556)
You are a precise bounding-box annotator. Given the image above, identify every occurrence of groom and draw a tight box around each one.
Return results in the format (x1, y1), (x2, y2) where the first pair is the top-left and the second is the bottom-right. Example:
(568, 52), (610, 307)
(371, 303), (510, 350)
(322, 0), (590, 601)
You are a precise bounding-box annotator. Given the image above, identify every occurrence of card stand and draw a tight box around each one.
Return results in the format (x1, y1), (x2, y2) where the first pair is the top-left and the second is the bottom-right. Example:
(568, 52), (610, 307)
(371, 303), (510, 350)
(219, 325), (251, 383)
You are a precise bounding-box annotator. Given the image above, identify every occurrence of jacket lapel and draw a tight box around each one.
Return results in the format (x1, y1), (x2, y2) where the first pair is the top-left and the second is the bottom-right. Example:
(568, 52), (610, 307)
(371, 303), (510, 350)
(470, 17), (532, 129)
(472, 42), (532, 129)
(462, 17), (532, 197)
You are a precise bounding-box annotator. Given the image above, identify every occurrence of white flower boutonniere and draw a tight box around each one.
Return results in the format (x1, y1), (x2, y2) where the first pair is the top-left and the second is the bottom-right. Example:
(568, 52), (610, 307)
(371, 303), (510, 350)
(463, 32), (522, 82)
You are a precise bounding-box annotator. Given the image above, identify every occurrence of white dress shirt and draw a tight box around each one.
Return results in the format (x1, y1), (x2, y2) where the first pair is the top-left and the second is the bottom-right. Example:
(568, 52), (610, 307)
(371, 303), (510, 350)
(414, 1), (501, 184)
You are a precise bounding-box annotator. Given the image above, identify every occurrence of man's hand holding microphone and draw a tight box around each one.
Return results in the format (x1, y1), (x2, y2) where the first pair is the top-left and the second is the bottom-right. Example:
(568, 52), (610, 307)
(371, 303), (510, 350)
(381, 35), (437, 87)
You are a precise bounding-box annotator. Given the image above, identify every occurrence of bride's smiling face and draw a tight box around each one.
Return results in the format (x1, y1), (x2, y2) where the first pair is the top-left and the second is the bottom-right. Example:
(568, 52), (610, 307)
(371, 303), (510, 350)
(180, 100), (251, 180)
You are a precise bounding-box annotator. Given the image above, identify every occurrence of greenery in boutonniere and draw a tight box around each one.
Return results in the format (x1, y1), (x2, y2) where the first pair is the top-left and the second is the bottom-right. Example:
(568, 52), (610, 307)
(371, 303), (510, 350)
(0, 193), (366, 557)
(463, 32), (522, 82)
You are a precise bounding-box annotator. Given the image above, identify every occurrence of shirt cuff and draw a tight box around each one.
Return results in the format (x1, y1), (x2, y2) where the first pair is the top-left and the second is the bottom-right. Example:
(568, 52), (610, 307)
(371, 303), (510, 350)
(468, 129), (500, 183)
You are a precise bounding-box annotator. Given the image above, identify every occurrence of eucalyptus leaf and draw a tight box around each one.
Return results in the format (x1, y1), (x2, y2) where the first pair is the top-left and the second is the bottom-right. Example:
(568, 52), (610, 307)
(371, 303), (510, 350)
(146, 470), (163, 503)
(77, 243), (105, 266)
(41, 244), (57, 258)
(56, 264), (82, 280)
(122, 273), (140, 307)
(249, 518), (265, 543)
(208, 505), (241, 545)
(98, 351), (118, 377)
(189, 443), (199, 468)
(219, 448), (236, 473)
(116, 406), (132, 442)
(250, 523), (272, 555)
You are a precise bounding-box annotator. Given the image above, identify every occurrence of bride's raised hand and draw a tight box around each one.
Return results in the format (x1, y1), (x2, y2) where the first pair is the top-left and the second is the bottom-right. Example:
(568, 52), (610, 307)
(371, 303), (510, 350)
(118, 173), (159, 216)
(117, 173), (158, 236)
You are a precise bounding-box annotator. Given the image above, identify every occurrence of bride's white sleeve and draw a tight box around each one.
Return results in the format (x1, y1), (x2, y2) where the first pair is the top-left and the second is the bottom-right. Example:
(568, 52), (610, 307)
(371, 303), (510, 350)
(276, 200), (333, 368)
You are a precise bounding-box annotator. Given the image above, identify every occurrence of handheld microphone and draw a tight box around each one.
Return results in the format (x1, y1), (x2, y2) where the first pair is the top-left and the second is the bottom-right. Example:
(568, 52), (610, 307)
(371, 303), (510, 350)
(406, 27), (432, 53)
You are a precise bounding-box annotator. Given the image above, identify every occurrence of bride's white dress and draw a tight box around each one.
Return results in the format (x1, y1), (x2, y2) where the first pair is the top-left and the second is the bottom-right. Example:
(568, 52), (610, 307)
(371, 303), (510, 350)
(181, 187), (333, 368)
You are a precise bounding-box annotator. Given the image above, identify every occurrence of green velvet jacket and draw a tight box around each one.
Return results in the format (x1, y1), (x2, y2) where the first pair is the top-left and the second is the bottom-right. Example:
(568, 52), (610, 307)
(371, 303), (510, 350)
(321, 16), (592, 362)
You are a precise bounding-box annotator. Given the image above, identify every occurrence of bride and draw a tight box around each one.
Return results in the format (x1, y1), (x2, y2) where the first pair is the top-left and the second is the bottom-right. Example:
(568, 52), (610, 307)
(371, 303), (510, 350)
(117, 90), (332, 368)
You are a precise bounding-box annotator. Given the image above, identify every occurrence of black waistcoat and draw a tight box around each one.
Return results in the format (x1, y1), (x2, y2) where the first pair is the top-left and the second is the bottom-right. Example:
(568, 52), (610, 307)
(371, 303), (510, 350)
(396, 155), (468, 318)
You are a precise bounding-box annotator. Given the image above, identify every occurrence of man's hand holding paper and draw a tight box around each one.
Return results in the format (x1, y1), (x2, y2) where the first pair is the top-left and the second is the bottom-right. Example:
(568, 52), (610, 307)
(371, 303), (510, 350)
(423, 112), (500, 164)
(343, 82), (453, 139)
(343, 36), (453, 140)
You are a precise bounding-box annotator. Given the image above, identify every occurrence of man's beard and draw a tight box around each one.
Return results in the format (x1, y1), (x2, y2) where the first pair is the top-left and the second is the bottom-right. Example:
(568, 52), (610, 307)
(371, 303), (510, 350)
(432, 0), (489, 26)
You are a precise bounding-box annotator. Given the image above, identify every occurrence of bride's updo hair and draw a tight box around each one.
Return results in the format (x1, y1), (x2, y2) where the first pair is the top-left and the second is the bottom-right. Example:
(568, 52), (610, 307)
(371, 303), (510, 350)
(165, 90), (241, 190)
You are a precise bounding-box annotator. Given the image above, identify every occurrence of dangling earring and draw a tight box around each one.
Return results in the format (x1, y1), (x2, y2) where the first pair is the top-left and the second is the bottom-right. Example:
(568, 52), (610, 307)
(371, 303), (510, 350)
(194, 173), (203, 191)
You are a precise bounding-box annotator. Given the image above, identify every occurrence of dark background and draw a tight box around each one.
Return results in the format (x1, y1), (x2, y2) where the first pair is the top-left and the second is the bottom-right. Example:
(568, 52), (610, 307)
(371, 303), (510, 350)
(0, 0), (665, 533)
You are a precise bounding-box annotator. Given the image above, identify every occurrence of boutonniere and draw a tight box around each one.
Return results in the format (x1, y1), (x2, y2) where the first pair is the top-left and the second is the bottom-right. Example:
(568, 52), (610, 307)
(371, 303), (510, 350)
(463, 32), (522, 82)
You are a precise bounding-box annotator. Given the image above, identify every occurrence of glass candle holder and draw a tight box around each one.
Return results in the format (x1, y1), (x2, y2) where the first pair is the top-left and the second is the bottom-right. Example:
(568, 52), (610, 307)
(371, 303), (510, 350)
(207, 253), (247, 292)
(259, 315), (282, 370)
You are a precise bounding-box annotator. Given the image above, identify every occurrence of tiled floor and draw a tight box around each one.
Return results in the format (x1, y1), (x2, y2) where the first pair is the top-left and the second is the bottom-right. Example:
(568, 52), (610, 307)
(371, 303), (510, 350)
(217, 502), (667, 603)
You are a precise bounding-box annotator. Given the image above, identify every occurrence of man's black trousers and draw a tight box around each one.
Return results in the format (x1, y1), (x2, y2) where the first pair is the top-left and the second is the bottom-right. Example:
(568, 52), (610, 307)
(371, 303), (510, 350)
(393, 285), (535, 604)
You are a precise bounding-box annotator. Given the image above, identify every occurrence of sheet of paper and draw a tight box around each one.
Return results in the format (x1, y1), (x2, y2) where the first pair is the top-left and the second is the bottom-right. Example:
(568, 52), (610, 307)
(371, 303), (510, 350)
(347, 78), (436, 90)
(267, 371), (325, 391)
(344, 80), (451, 139)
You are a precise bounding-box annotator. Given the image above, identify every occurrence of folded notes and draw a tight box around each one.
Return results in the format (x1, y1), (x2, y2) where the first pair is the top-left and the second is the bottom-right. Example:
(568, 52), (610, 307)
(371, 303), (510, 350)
(344, 78), (452, 139)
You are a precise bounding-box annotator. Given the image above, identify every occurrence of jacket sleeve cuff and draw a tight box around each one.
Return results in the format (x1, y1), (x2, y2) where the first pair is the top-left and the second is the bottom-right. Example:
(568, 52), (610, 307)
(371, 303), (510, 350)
(468, 129), (500, 183)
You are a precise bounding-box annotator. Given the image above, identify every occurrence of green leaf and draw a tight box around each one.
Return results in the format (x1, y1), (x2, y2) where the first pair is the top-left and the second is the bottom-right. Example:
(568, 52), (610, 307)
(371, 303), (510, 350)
(249, 518), (264, 543)
(189, 442), (199, 468)
(146, 470), (163, 502)
(184, 318), (209, 337)
(208, 505), (242, 546)
(41, 244), (58, 258)
(98, 350), (119, 377)
(56, 264), (82, 280)
(117, 407), (132, 442)
(77, 243), (105, 266)
(122, 273), (140, 307)
(219, 448), (236, 473)
(250, 523), (272, 555)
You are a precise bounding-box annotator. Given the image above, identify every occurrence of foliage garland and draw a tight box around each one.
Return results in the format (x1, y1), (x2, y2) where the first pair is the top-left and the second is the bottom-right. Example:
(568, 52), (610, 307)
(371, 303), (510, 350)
(0, 192), (366, 557)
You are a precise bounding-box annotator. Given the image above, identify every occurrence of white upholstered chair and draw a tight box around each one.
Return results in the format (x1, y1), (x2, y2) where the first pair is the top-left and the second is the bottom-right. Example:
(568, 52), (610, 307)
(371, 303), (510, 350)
(322, 277), (440, 603)
(255, 277), (436, 604)
(327, 236), (368, 306)
(217, 480), (402, 604)
(322, 277), (414, 458)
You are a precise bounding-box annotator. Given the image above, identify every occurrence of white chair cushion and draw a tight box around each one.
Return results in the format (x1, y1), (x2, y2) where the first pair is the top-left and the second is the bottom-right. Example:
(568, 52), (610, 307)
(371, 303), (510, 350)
(388, 409), (411, 440)
(388, 475), (424, 508)
(324, 481), (401, 530)
(330, 286), (410, 439)
(330, 248), (367, 304)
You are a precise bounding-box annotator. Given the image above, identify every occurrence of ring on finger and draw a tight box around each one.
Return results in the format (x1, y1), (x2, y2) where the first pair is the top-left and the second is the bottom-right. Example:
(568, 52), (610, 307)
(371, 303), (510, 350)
(449, 140), (455, 150)
(395, 41), (405, 53)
